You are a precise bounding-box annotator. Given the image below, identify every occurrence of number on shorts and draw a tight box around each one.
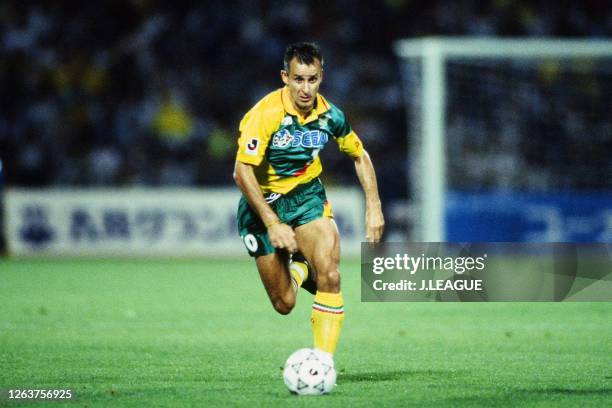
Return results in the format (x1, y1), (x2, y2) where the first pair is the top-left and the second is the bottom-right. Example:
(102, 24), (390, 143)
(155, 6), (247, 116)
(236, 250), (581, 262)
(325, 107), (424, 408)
(243, 234), (258, 252)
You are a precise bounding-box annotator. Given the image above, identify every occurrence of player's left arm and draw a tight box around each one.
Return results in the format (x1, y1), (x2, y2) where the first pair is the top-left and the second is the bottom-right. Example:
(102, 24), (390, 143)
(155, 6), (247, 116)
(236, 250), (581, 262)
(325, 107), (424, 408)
(332, 106), (384, 242)
(352, 149), (385, 243)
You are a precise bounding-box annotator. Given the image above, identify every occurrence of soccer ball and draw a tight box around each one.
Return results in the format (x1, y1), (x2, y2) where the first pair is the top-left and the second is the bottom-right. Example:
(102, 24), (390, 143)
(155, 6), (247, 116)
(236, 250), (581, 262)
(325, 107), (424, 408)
(282, 348), (336, 395)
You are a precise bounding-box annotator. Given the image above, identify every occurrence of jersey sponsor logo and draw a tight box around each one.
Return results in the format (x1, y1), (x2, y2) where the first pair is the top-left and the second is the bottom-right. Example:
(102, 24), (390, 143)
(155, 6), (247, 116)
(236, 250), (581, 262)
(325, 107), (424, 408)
(271, 130), (294, 148)
(245, 138), (259, 155)
(271, 129), (328, 149)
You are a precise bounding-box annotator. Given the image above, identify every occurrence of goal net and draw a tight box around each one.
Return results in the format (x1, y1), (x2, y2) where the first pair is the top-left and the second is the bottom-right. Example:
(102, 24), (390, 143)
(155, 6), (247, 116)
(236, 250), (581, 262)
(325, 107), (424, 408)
(394, 38), (612, 242)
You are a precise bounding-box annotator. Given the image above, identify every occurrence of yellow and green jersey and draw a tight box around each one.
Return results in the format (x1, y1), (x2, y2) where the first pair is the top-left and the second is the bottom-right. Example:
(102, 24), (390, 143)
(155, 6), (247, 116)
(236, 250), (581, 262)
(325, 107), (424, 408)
(236, 87), (364, 194)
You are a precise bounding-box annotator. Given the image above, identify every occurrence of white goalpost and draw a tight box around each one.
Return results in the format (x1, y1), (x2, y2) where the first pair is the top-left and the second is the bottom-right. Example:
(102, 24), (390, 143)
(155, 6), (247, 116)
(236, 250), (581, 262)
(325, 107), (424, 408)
(394, 37), (612, 242)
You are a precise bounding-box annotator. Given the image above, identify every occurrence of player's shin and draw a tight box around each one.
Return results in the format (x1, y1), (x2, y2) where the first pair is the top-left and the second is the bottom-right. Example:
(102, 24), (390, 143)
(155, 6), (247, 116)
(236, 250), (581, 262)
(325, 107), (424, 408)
(310, 291), (344, 355)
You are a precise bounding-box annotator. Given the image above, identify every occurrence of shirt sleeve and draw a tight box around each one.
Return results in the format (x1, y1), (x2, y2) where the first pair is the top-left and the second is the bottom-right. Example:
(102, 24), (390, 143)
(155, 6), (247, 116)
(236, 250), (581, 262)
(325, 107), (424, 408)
(236, 108), (275, 166)
(336, 130), (364, 159)
(331, 108), (364, 159)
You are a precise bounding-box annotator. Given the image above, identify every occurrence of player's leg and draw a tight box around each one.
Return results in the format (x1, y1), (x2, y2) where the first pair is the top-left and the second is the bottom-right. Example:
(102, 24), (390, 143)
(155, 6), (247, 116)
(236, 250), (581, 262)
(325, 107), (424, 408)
(290, 251), (315, 294)
(255, 251), (297, 315)
(238, 196), (304, 315)
(242, 231), (303, 315)
(294, 217), (344, 355)
(295, 217), (340, 292)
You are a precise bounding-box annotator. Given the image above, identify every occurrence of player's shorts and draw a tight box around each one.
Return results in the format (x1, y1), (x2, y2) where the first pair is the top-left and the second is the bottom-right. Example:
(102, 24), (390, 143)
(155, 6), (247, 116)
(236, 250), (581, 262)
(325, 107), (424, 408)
(237, 178), (333, 257)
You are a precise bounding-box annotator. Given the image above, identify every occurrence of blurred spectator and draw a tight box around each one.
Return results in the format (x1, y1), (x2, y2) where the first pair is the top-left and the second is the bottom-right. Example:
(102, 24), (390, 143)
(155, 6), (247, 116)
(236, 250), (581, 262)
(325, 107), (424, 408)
(153, 91), (194, 147)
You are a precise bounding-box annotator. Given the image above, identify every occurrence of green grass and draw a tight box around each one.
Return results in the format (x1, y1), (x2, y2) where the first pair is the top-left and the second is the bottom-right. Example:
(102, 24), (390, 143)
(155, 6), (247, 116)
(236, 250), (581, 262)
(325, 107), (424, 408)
(1, 258), (611, 407)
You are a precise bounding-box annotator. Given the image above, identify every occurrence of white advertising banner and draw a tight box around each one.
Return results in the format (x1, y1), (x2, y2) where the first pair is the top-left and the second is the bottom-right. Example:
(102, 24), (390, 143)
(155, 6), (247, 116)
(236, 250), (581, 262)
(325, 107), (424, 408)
(4, 188), (364, 257)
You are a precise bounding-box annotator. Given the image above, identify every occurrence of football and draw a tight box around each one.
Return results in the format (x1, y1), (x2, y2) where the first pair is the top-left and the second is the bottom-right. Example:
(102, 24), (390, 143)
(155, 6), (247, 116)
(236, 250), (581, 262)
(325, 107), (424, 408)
(282, 348), (336, 395)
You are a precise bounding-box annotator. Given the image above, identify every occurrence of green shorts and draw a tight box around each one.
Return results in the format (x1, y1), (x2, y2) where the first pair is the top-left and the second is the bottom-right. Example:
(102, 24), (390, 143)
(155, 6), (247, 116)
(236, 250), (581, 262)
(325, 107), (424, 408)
(237, 178), (333, 257)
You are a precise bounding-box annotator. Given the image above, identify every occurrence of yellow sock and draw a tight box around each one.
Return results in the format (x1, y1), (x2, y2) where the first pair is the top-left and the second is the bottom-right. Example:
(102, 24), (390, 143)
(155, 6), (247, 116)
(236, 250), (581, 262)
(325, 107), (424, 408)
(311, 291), (344, 354)
(289, 261), (308, 292)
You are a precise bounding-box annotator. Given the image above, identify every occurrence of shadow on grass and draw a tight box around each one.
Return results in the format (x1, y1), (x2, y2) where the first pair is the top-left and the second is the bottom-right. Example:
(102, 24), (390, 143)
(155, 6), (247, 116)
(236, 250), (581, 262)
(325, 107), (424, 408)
(339, 369), (462, 383)
(442, 387), (612, 406)
(540, 388), (612, 395)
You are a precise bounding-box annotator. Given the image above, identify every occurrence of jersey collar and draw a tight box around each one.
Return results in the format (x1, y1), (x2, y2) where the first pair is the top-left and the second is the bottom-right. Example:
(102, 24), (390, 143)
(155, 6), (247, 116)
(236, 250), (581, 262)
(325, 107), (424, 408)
(281, 86), (330, 125)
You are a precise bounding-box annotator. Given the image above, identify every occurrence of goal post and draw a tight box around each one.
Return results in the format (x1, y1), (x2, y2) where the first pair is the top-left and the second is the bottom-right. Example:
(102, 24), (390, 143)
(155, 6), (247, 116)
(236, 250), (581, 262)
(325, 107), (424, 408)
(394, 37), (612, 242)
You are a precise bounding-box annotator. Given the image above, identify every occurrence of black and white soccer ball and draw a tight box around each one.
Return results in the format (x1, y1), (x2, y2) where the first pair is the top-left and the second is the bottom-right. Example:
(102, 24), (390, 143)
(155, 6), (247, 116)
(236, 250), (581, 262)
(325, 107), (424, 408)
(282, 348), (336, 395)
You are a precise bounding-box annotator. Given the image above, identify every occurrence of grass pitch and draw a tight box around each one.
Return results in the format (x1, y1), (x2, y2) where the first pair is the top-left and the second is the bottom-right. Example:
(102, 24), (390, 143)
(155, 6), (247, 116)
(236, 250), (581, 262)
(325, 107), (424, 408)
(1, 258), (611, 407)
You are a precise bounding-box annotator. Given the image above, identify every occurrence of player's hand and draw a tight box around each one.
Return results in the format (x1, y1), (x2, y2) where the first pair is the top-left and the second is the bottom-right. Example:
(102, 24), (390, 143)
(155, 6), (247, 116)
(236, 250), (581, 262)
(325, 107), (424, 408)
(365, 204), (385, 243)
(267, 222), (298, 253)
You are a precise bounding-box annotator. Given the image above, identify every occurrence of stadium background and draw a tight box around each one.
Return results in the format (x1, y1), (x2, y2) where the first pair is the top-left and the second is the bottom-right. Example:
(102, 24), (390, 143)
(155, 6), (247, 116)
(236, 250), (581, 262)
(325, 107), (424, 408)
(1, 1), (611, 250)
(1, 1), (611, 406)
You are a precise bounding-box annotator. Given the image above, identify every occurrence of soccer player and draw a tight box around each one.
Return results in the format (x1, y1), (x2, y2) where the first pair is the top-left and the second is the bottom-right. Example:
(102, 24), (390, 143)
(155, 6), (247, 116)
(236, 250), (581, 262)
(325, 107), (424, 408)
(233, 42), (384, 357)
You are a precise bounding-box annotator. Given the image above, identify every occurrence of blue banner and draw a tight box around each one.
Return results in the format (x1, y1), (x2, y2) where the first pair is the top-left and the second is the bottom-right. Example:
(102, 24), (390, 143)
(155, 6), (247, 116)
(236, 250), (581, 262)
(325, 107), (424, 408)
(446, 190), (611, 242)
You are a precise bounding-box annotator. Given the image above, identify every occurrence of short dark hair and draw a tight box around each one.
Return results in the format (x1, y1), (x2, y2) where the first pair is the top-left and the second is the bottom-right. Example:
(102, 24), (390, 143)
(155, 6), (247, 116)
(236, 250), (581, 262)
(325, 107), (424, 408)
(283, 42), (323, 71)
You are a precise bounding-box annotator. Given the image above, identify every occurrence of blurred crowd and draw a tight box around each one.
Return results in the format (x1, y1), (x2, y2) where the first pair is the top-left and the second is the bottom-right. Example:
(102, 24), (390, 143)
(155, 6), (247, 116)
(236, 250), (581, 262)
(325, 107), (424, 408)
(443, 58), (612, 190)
(1, 0), (611, 202)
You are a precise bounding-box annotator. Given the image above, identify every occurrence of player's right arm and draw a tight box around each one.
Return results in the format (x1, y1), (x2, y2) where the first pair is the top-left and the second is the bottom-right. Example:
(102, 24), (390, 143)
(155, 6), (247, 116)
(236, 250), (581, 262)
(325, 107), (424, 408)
(234, 96), (298, 253)
(233, 161), (297, 253)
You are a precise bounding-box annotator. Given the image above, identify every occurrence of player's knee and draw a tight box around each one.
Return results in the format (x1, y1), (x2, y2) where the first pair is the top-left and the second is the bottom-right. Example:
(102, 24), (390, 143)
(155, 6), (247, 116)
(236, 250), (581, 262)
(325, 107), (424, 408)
(316, 269), (341, 292)
(272, 296), (295, 315)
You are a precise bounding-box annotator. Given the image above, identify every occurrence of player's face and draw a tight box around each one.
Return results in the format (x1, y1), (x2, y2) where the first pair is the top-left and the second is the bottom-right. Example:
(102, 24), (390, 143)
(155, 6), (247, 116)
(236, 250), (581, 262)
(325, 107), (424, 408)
(281, 58), (323, 115)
